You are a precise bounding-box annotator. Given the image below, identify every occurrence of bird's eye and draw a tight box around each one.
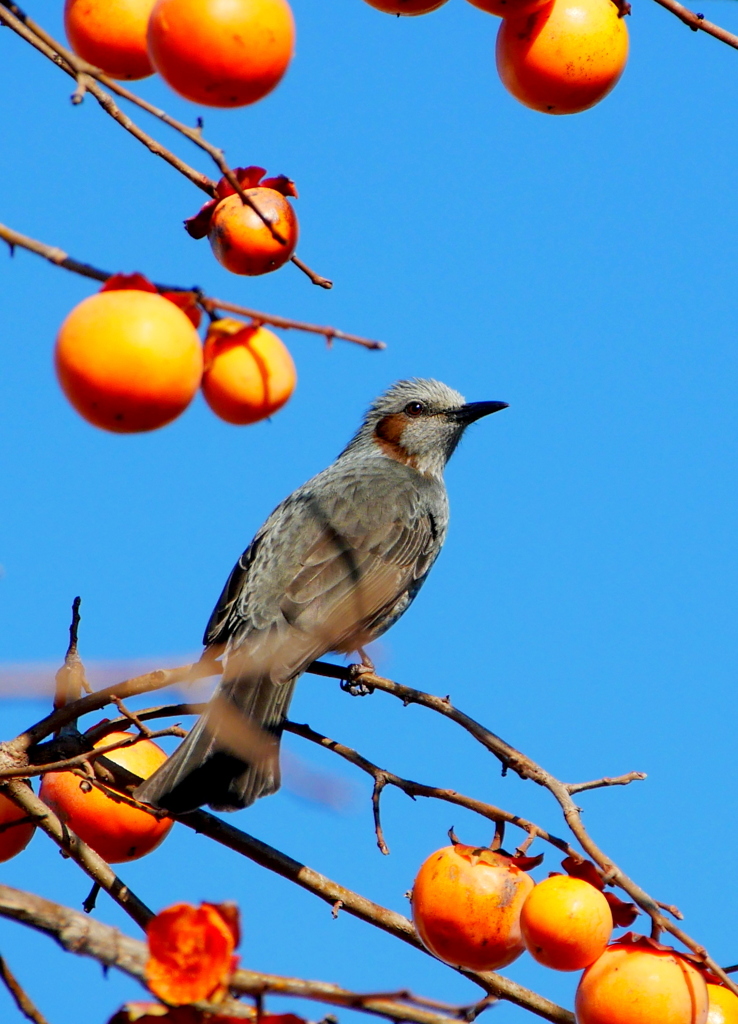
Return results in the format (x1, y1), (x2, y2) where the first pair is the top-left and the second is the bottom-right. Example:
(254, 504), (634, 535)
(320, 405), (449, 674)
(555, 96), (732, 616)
(404, 401), (425, 417)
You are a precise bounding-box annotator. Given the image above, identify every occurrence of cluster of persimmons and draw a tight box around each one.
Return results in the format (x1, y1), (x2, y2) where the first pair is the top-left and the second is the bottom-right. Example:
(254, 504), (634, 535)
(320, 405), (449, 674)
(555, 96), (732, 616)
(411, 841), (737, 1024)
(66, 0), (627, 119)
(53, 270), (297, 433)
(2, 736), (736, 1023)
(366, 0), (629, 115)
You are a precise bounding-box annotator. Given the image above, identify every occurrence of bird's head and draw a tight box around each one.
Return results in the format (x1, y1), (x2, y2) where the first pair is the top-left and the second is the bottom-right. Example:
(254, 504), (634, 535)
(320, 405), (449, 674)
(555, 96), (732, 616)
(342, 379), (508, 478)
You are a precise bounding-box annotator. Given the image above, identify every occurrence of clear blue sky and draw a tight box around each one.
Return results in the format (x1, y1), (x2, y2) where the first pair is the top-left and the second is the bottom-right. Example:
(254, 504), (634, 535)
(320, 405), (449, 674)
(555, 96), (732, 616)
(2, 0), (738, 1021)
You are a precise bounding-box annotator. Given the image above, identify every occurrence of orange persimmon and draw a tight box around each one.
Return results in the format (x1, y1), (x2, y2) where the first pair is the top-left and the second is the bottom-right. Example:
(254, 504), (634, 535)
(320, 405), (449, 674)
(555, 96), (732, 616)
(0, 789), (35, 862)
(201, 320), (296, 425)
(521, 874), (612, 971)
(411, 844), (535, 971)
(145, 902), (239, 1005)
(39, 731), (173, 863)
(64, 0), (155, 79)
(362, 0), (449, 13)
(707, 984), (738, 1024)
(496, 0), (628, 115)
(147, 0), (295, 107)
(576, 936), (709, 1024)
(55, 289), (203, 433)
(208, 190), (298, 276)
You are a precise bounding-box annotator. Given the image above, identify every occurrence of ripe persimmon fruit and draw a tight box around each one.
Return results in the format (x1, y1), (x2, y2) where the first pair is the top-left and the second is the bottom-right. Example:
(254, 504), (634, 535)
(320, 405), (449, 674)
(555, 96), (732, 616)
(496, 0), (628, 115)
(520, 874), (612, 971)
(147, 0), (295, 107)
(362, 0), (449, 13)
(707, 984), (738, 1024)
(201, 320), (296, 425)
(55, 288), (203, 433)
(209, 190), (298, 276)
(184, 167), (298, 278)
(64, 0), (155, 80)
(466, 0), (550, 19)
(411, 844), (535, 971)
(39, 731), (173, 863)
(576, 935), (709, 1024)
(0, 789), (35, 862)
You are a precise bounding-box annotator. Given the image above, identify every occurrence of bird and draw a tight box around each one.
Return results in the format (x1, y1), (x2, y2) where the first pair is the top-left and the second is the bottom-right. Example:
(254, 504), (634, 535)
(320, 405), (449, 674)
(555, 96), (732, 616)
(135, 378), (508, 814)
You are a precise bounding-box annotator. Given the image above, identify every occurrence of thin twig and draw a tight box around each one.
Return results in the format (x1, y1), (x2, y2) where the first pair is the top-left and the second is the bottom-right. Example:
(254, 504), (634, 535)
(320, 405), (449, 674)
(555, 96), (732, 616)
(306, 660), (738, 997)
(0, 3), (331, 286)
(0, 953), (50, 1024)
(650, 0), (738, 50)
(283, 720), (576, 858)
(0, 223), (383, 350)
(567, 772), (647, 795)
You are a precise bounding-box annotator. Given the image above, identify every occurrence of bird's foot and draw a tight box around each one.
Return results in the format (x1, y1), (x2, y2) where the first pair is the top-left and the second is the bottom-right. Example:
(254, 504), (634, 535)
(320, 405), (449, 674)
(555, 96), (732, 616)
(340, 655), (376, 697)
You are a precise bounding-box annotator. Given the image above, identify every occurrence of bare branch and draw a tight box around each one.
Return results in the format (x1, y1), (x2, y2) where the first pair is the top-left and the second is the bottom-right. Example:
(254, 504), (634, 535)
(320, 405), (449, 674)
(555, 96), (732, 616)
(0, 3), (331, 286)
(0, 782), (153, 930)
(306, 660), (738, 997)
(0, 953), (50, 1024)
(566, 772), (647, 795)
(178, 811), (574, 1024)
(0, 224), (383, 351)
(650, 0), (738, 50)
(283, 720), (576, 858)
(0, 885), (531, 1024)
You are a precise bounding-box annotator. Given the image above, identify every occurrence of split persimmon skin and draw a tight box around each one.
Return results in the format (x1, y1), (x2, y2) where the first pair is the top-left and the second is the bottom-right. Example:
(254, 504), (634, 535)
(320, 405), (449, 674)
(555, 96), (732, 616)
(0, 791), (35, 862)
(64, 0), (155, 80)
(55, 290), (203, 433)
(39, 732), (173, 864)
(496, 0), (628, 115)
(147, 0), (295, 107)
(208, 189), (298, 276)
(707, 984), (738, 1024)
(576, 943), (709, 1024)
(411, 845), (534, 971)
(362, 0), (449, 13)
(202, 322), (296, 425)
(521, 875), (612, 971)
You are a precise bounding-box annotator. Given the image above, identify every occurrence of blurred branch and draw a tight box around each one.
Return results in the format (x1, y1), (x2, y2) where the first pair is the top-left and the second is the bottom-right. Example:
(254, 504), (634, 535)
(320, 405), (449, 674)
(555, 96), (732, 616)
(0, 782), (153, 929)
(0, 953), (50, 1024)
(283, 719), (576, 858)
(307, 660), (738, 997)
(0, 2), (331, 287)
(0, 223), (382, 350)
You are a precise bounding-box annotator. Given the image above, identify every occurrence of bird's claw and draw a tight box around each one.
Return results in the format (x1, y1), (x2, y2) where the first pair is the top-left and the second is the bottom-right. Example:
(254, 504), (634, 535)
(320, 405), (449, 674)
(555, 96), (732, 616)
(340, 662), (375, 697)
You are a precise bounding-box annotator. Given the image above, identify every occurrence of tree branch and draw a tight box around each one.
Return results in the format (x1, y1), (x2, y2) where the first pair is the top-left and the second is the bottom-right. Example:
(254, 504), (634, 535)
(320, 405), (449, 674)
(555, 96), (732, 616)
(0, 953), (50, 1024)
(283, 719), (576, 859)
(0, 2), (331, 287)
(306, 661), (738, 997)
(0, 782), (153, 930)
(0, 223), (382, 350)
(650, 0), (738, 51)
(178, 811), (574, 1024)
(0, 885), (520, 1024)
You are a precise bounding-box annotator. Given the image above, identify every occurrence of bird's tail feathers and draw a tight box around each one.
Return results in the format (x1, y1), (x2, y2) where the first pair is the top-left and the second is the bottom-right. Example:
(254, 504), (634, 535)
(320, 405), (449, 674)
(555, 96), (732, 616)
(134, 674), (297, 813)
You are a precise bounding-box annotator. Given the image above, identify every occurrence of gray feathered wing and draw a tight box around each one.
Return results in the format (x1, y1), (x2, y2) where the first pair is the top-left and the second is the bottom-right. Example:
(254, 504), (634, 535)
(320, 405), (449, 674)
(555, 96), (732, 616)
(135, 475), (441, 813)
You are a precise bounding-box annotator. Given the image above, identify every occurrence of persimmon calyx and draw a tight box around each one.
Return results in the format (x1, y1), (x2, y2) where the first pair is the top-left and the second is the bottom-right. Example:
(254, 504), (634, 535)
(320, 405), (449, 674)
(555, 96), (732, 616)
(100, 273), (202, 328)
(185, 167), (298, 239)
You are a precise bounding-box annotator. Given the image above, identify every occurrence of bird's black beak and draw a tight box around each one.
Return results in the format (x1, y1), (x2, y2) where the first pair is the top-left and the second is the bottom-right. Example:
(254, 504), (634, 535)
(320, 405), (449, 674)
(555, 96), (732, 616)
(447, 400), (509, 425)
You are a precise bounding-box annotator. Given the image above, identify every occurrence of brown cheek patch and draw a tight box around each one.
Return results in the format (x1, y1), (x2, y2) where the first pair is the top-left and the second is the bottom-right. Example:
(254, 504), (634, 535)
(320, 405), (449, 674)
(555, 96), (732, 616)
(374, 413), (418, 468)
